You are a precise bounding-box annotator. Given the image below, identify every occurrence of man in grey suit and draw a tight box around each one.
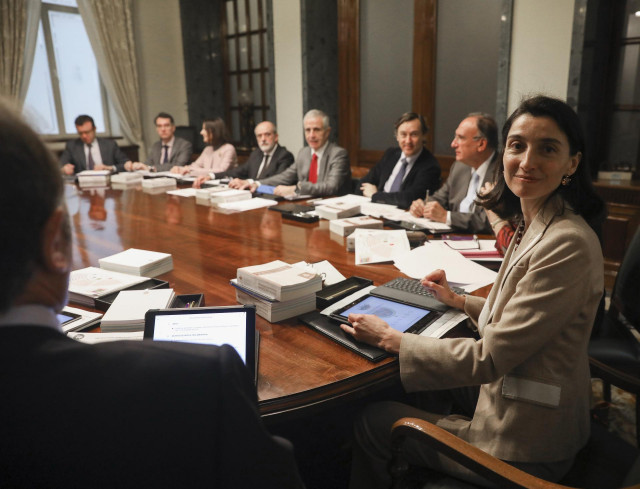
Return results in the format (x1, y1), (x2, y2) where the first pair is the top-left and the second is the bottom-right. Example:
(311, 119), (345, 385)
(132, 112), (193, 172)
(410, 113), (499, 233)
(60, 115), (132, 174)
(235, 109), (351, 197)
(196, 121), (293, 188)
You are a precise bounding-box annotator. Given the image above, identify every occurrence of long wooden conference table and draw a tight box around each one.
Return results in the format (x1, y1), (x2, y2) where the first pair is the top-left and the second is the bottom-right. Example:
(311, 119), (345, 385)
(66, 183), (486, 423)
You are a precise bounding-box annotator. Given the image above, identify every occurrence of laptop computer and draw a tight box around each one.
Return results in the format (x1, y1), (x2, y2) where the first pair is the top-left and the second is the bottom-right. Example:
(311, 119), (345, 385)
(144, 305), (259, 383)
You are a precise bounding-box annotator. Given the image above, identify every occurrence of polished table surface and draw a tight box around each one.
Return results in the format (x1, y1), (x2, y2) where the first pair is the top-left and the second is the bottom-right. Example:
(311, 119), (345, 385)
(66, 183), (487, 422)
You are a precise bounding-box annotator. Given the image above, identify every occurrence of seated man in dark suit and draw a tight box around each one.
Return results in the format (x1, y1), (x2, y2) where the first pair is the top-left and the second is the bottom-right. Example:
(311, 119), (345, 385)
(357, 112), (441, 209)
(195, 121), (294, 188)
(132, 112), (193, 172)
(233, 109), (351, 197)
(0, 103), (303, 489)
(410, 112), (499, 233)
(60, 114), (132, 174)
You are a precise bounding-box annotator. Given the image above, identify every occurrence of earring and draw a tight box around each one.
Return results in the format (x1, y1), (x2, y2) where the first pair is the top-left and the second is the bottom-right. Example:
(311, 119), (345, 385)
(561, 174), (572, 186)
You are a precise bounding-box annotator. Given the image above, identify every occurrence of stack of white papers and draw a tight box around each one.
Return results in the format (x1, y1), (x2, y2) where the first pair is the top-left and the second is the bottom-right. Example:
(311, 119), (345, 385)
(77, 170), (111, 188)
(99, 248), (173, 277)
(393, 242), (497, 291)
(111, 172), (143, 184)
(315, 195), (369, 220)
(68, 267), (150, 307)
(329, 216), (383, 236)
(359, 202), (405, 220)
(195, 187), (220, 205)
(234, 287), (316, 322)
(217, 197), (278, 212)
(237, 260), (322, 302)
(100, 288), (175, 332)
(209, 189), (252, 204)
(354, 229), (411, 265)
(142, 177), (177, 194)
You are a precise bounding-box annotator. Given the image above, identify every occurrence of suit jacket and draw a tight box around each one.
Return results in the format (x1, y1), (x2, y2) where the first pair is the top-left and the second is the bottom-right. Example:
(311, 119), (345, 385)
(59, 137), (130, 173)
(219, 144), (294, 180)
(0, 327), (303, 489)
(431, 153), (499, 233)
(145, 136), (193, 172)
(358, 147), (441, 209)
(399, 197), (603, 463)
(260, 142), (351, 197)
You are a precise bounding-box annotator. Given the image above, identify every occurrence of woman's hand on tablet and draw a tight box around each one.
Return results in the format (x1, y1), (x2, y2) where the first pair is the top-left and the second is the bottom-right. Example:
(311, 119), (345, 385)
(340, 314), (402, 354)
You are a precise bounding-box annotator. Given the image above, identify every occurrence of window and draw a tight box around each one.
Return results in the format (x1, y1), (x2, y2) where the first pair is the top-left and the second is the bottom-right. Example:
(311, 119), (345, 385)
(221, 0), (271, 148)
(22, 0), (119, 137)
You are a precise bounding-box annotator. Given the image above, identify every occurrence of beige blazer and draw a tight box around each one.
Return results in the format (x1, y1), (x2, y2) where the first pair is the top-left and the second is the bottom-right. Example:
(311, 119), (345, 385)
(399, 196), (603, 463)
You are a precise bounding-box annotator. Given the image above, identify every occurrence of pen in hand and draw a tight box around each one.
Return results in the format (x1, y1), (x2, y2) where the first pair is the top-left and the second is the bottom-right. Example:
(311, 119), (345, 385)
(424, 190), (430, 205)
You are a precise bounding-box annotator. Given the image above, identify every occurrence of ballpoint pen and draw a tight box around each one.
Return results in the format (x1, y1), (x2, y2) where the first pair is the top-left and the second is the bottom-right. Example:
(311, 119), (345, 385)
(424, 190), (430, 205)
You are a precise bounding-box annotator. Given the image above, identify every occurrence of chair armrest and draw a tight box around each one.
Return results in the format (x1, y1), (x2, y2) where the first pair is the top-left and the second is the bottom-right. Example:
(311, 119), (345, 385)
(391, 417), (571, 489)
(589, 356), (640, 394)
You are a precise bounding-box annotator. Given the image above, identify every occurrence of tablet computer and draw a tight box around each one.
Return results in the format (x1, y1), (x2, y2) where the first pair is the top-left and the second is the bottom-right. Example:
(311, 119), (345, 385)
(329, 294), (440, 335)
(144, 306), (258, 383)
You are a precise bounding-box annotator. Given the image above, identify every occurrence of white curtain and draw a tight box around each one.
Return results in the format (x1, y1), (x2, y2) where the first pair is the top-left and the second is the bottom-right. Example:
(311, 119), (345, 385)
(77, 0), (145, 156)
(0, 0), (41, 107)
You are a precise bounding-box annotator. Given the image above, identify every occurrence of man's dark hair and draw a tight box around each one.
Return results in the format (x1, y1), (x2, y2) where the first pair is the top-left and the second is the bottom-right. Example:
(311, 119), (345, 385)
(155, 112), (175, 125)
(0, 101), (64, 312)
(202, 118), (231, 148)
(74, 114), (95, 128)
(468, 112), (498, 150)
(394, 112), (428, 135)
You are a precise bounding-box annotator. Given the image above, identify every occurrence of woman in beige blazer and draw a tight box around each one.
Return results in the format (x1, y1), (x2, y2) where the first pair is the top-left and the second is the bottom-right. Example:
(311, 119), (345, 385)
(343, 96), (606, 488)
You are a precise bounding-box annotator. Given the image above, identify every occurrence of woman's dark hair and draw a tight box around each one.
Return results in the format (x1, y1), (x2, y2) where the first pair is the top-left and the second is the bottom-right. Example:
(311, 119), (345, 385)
(202, 118), (231, 148)
(479, 95), (605, 226)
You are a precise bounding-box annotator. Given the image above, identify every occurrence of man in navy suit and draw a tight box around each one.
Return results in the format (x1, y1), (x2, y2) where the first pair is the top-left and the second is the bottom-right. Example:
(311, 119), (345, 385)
(0, 102), (303, 489)
(358, 112), (441, 209)
(195, 121), (294, 188)
(60, 114), (132, 174)
(234, 109), (351, 197)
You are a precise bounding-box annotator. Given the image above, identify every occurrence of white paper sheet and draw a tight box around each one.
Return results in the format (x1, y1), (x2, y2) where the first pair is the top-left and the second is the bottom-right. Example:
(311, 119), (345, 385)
(166, 188), (197, 197)
(393, 242), (497, 288)
(292, 260), (346, 286)
(355, 229), (410, 265)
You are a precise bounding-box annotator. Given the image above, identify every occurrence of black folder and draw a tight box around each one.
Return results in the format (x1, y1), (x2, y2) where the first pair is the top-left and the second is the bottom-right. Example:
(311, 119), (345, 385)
(298, 311), (389, 362)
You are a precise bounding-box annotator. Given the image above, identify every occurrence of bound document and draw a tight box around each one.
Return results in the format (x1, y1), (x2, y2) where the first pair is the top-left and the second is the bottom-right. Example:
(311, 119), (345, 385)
(236, 260), (322, 302)
(99, 248), (173, 277)
(100, 288), (175, 333)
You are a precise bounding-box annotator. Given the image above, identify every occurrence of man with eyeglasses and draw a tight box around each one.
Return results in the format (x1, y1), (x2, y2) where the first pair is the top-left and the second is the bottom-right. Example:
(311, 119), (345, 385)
(409, 113), (498, 233)
(132, 112), (193, 172)
(60, 115), (132, 175)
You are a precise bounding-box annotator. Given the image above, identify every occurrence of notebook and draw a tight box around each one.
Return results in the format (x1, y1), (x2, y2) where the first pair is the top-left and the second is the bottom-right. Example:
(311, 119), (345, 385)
(144, 306), (258, 383)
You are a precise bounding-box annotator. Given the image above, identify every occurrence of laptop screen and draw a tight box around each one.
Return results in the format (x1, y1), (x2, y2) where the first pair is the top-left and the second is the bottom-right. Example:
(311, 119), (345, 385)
(144, 306), (257, 380)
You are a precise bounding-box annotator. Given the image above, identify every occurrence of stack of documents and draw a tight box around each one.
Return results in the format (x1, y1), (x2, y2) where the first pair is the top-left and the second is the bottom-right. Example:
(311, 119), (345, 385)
(316, 202), (361, 220)
(329, 216), (383, 236)
(68, 267), (150, 307)
(359, 202), (404, 220)
(77, 170), (111, 188)
(142, 177), (177, 193)
(100, 288), (175, 332)
(99, 248), (173, 277)
(233, 281), (317, 322)
(195, 187), (219, 205)
(111, 172), (142, 185)
(209, 189), (252, 205)
(236, 260), (322, 301)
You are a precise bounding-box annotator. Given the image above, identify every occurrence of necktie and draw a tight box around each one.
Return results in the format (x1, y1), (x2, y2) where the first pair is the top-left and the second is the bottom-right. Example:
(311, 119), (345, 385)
(162, 145), (169, 164)
(256, 152), (270, 179)
(87, 144), (95, 170)
(460, 172), (480, 213)
(389, 158), (408, 192)
(309, 153), (318, 184)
